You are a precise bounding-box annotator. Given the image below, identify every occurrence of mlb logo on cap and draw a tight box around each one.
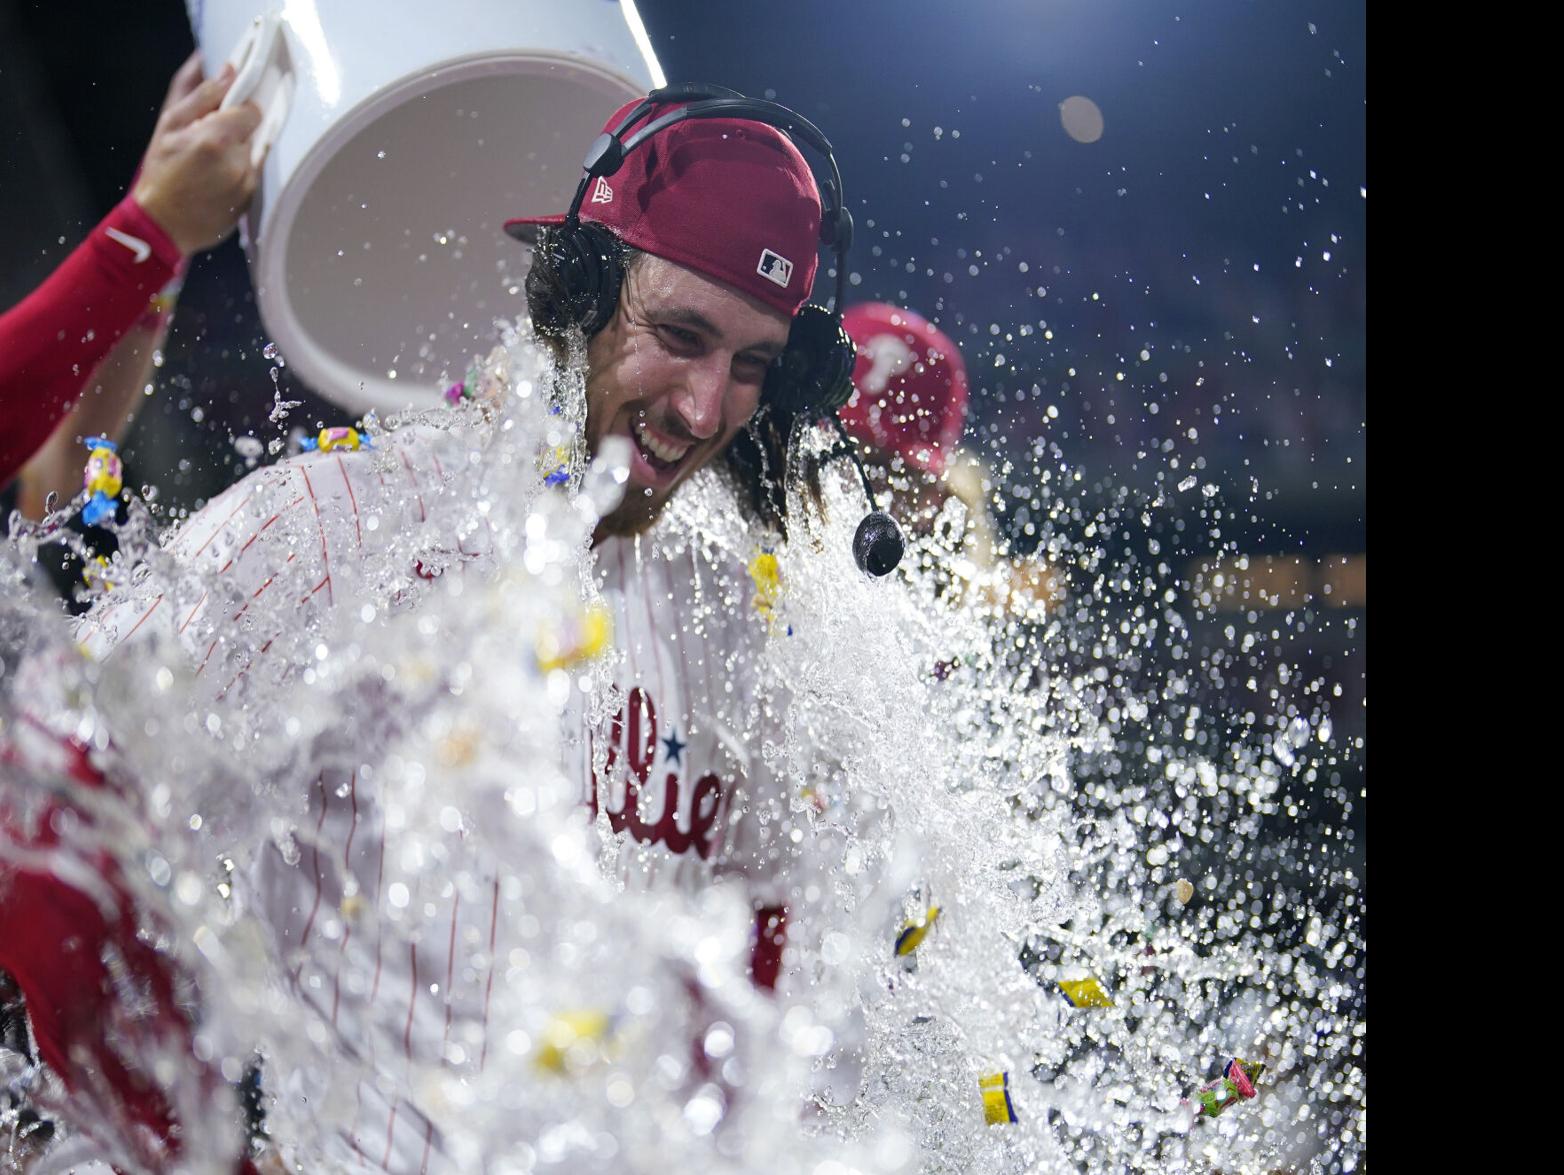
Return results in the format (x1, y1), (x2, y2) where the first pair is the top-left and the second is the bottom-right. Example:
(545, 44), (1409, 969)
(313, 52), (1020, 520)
(757, 248), (793, 289)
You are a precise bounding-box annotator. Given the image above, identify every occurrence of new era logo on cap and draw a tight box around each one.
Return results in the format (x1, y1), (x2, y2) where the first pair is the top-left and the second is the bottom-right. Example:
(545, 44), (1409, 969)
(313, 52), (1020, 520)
(757, 248), (793, 289)
(591, 176), (614, 205)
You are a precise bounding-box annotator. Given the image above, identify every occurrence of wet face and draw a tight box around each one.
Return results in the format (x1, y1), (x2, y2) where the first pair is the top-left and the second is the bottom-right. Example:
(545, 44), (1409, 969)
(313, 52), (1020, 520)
(585, 254), (792, 538)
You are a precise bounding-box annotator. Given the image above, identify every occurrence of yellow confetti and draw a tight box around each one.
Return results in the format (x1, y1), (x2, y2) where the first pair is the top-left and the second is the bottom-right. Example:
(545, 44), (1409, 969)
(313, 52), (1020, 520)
(438, 725), (482, 768)
(539, 442), (573, 482)
(313, 427), (364, 452)
(534, 1008), (613, 1075)
(748, 551), (782, 622)
(82, 555), (116, 592)
(1058, 977), (1114, 1008)
(82, 444), (122, 498)
(894, 905), (942, 957)
(534, 604), (612, 672)
(1175, 878), (1195, 904)
(978, 1071), (1018, 1125)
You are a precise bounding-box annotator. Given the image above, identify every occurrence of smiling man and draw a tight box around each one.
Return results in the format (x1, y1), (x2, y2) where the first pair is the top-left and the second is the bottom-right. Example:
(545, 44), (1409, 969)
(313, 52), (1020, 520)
(503, 90), (838, 968)
(2, 90), (846, 1172)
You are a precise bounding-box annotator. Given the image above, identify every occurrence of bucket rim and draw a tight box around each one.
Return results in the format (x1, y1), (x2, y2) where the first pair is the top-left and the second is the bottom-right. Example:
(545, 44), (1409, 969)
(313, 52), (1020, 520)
(251, 47), (647, 416)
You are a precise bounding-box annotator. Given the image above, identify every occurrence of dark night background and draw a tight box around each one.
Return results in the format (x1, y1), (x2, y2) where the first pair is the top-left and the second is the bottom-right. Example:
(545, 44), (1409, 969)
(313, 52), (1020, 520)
(1, 0), (1364, 528)
(1, 0), (1364, 843)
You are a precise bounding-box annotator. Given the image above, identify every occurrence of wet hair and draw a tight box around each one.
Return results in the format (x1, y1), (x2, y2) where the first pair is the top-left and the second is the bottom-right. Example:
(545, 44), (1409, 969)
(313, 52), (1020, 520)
(524, 226), (815, 538)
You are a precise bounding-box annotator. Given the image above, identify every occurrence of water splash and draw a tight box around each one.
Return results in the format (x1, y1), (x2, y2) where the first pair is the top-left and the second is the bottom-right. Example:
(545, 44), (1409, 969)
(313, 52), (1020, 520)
(1, 314), (1362, 1172)
(264, 342), (303, 426)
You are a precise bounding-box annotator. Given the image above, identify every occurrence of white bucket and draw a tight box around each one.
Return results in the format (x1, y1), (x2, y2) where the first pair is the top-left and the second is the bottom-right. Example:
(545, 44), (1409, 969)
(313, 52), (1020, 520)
(186, 0), (664, 416)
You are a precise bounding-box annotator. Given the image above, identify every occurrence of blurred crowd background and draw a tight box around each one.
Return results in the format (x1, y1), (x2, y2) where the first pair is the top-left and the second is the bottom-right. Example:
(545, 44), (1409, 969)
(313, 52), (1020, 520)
(1, 0), (1363, 874)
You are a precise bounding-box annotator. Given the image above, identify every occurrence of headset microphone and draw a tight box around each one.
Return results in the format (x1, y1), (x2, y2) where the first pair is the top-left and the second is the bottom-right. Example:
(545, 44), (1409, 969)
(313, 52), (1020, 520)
(828, 415), (906, 577)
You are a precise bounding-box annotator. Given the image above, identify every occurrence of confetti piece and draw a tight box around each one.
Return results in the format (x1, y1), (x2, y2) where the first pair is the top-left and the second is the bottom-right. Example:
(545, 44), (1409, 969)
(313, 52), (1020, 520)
(1058, 977), (1114, 1007)
(1175, 878), (1195, 904)
(437, 726), (482, 768)
(534, 603), (612, 672)
(301, 426), (370, 453)
(82, 555), (116, 592)
(978, 1070), (1018, 1125)
(894, 906), (941, 957)
(748, 551), (782, 622)
(534, 1009), (613, 1075)
(80, 436), (123, 526)
(1186, 1057), (1265, 1119)
(540, 442), (573, 486)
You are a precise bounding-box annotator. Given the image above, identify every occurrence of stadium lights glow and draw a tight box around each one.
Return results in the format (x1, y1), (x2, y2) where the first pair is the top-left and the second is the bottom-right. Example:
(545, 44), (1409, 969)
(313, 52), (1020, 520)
(620, 0), (667, 90)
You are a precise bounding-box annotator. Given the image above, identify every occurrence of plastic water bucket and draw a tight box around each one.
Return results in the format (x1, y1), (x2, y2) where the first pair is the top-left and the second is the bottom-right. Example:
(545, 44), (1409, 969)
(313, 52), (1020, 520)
(186, 0), (663, 416)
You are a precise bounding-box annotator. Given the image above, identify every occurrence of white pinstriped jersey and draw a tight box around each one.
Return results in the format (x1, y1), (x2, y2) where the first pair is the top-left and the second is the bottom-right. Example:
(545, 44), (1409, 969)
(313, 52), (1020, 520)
(74, 428), (789, 1172)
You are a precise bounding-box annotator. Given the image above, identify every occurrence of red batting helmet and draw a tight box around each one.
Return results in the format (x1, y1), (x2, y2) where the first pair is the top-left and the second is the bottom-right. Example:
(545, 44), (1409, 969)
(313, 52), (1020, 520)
(838, 303), (969, 475)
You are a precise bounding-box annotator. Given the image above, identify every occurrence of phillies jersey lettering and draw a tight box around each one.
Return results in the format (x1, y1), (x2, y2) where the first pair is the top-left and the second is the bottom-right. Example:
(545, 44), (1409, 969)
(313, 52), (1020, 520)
(583, 528), (785, 894)
(589, 685), (726, 859)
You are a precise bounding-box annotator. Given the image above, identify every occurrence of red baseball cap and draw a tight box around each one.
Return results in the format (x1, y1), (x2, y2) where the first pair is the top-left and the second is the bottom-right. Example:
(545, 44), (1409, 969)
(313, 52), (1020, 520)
(504, 97), (823, 317)
(839, 303), (969, 475)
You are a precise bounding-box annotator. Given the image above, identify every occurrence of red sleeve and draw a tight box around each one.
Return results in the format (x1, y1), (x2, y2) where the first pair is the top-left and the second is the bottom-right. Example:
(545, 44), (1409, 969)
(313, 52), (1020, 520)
(0, 726), (252, 1172)
(0, 194), (181, 485)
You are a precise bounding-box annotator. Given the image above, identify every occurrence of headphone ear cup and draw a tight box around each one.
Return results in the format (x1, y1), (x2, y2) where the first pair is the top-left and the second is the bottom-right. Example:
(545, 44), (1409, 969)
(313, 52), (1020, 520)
(764, 305), (856, 420)
(574, 222), (625, 336)
(530, 222), (625, 338)
(824, 204), (853, 253)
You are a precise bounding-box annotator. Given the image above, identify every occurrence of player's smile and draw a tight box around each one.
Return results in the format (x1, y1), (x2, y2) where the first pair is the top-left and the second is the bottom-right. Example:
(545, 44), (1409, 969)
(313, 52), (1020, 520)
(626, 413), (694, 489)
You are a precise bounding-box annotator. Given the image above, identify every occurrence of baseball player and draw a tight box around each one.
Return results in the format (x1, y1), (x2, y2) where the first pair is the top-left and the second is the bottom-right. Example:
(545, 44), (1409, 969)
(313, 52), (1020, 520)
(838, 302), (980, 538)
(2, 87), (854, 1172)
(838, 301), (1064, 619)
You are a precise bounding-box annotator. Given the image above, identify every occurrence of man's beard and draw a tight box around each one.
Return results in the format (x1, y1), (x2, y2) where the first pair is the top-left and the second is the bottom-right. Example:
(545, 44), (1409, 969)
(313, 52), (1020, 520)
(593, 490), (666, 542)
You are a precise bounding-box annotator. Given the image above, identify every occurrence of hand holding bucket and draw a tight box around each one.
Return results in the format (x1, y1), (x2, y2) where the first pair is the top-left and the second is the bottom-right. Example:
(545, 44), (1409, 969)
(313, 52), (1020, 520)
(219, 11), (293, 170)
(132, 51), (272, 256)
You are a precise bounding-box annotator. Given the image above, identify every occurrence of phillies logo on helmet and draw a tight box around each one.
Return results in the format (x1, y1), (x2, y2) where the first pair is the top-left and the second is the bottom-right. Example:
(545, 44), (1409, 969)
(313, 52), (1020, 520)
(756, 248), (793, 288)
(861, 332), (916, 394)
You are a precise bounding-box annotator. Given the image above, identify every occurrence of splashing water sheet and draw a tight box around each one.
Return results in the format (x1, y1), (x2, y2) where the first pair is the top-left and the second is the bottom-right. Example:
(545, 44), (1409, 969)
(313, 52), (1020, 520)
(0, 314), (1362, 1173)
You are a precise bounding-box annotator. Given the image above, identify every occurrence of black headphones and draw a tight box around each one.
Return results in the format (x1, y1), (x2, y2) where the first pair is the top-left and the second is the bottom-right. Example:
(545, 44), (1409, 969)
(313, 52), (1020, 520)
(512, 83), (904, 576)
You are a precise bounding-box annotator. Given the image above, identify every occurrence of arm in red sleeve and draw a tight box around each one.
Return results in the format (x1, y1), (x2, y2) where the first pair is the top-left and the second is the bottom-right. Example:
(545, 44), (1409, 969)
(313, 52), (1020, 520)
(0, 194), (181, 486)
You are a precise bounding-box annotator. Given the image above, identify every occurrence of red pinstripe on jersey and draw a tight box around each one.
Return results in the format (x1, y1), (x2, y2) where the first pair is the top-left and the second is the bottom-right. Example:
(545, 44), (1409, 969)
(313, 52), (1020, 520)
(338, 454), (364, 548)
(299, 466), (335, 607)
